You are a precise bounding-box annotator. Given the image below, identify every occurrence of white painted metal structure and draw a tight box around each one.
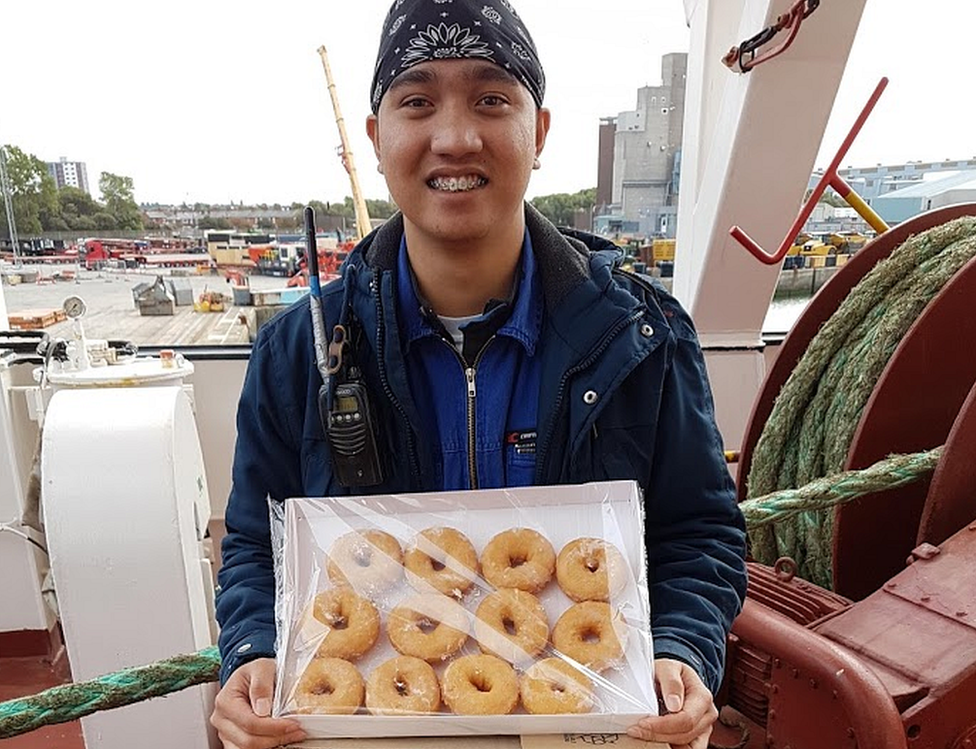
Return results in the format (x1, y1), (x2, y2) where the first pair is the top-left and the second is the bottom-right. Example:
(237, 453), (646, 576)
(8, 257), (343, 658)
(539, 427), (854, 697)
(0, 359), (52, 634)
(42, 386), (218, 749)
(678, 0), (867, 452)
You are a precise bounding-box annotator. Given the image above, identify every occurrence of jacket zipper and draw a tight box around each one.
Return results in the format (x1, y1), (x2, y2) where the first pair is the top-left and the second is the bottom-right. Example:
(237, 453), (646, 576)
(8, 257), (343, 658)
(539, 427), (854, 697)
(536, 310), (645, 483)
(371, 276), (422, 488)
(442, 336), (495, 489)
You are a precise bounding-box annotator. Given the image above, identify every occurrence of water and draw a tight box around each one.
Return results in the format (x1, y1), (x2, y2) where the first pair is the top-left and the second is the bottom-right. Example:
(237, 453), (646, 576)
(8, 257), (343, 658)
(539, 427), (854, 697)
(762, 296), (812, 335)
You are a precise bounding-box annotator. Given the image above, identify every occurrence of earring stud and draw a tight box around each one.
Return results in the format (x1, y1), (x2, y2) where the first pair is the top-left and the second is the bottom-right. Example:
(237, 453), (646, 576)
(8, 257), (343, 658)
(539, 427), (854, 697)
(533, 158), (541, 170)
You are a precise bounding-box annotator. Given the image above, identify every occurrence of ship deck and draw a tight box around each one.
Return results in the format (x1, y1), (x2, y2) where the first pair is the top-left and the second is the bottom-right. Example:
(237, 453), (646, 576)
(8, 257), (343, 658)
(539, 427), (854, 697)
(2, 644), (84, 749)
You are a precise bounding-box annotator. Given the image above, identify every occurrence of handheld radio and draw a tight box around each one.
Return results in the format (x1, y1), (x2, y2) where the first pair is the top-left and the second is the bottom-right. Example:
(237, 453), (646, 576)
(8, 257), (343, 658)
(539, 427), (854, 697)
(304, 207), (383, 487)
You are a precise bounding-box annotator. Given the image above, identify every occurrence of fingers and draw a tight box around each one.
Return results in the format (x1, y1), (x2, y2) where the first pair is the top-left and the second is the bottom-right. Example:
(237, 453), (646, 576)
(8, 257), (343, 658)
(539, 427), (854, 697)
(211, 659), (306, 749)
(627, 659), (718, 745)
(628, 710), (711, 744)
(654, 658), (686, 714)
(665, 732), (712, 749)
(248, 659), (277, 718)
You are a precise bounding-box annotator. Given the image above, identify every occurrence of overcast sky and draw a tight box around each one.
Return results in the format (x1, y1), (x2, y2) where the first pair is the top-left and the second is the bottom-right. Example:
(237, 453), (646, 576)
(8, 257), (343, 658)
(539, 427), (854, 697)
(2, 0), (972, 206)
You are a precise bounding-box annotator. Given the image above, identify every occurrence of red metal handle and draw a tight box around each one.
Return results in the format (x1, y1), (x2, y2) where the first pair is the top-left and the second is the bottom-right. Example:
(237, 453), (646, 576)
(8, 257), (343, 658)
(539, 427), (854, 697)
(733, 599), (908, 749)
(730, 77), (889, 265)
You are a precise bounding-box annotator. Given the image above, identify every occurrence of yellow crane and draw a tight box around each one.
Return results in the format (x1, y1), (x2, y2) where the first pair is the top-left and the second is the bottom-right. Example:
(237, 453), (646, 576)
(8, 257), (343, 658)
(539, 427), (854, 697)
(317, 45), (372, 242)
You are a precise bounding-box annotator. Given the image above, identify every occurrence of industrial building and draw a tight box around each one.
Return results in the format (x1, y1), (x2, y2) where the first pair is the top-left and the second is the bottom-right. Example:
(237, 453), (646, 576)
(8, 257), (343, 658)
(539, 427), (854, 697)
(870, 170), (976, 224)
(809, 159), (976, 201)
(594, 53), (687, 239)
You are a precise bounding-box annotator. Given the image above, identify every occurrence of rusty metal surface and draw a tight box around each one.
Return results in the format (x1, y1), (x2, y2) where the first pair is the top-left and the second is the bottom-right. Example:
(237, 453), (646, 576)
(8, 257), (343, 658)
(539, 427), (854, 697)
(816, 523), (976, 749)
(731, 599), (907, 749)
(833, 254), (976, 599)
(745, 561), (850, 625)
(918, 382), (976, 547)
(736, 203), (976, 503)
(725, 634), (773, 728)
(950, 724), (976, 749)
(886, 531), (976, 633)
(767, 656), (858, 749)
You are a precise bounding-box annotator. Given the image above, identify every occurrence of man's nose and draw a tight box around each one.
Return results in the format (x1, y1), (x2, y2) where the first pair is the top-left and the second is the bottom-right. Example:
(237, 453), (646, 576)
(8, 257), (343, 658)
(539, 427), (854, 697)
(430, 105), (483, 156)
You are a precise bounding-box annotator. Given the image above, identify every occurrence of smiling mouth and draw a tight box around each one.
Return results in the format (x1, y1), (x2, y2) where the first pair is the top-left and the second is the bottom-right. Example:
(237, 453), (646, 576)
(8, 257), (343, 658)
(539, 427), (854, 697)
(427, 175), (488, 193)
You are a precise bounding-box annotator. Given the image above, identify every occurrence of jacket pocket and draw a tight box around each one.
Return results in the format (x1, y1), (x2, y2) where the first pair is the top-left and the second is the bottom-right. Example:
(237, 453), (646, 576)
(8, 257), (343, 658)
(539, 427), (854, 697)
(505, 440), (537, 487)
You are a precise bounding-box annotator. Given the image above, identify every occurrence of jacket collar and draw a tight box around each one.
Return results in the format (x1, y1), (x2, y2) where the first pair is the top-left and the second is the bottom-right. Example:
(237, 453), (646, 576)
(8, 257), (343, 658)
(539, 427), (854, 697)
(344, 203), (650, 361)
(350, 203), (615, 311)
(395, 229), (543, 357)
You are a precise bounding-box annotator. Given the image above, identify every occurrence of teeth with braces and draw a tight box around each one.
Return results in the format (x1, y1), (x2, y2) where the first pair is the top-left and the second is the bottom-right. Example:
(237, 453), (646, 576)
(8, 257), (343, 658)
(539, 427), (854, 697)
(428, 175), (487, 192)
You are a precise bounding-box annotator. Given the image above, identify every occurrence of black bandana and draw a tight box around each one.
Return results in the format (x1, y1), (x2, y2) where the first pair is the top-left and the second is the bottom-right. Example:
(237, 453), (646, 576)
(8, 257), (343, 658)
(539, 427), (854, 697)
(370, 0), (545, 113)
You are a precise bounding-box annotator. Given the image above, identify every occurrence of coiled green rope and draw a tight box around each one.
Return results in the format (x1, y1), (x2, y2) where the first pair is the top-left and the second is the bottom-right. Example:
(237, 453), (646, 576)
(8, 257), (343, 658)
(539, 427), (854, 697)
(746, 216), (976, 587)
(0, 646), (220, 739)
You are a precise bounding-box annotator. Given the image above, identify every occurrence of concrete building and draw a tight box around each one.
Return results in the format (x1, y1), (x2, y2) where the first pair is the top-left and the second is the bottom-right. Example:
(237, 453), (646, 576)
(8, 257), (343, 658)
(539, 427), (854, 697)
(870, 170), (976, 224)
(595, 53), (687, 239)
(804, 203), (870, 235)
(595, 117), (616, 212)
(46, 156), (90, 194)
(809, 158), (976, 201)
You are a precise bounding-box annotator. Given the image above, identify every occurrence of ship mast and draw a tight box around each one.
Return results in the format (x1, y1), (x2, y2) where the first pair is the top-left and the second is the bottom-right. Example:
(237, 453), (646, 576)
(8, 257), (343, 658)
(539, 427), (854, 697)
(317, 45), (372, 242)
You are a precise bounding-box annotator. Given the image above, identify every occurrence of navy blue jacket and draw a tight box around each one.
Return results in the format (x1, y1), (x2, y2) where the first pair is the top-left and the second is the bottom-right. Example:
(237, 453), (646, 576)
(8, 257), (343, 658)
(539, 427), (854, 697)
(216, 205), (747, 693)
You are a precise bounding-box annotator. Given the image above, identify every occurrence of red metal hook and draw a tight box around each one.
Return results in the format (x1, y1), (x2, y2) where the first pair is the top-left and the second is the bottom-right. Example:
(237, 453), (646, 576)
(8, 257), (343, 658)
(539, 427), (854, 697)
(730, 77), (889, 266)
(724, 0), (820, 73)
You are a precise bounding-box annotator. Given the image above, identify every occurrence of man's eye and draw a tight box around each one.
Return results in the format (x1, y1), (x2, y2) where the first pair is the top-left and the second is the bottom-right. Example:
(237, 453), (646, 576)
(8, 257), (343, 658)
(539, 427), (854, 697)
(479, 95), (508, 107)
(402, 97), (430, 108)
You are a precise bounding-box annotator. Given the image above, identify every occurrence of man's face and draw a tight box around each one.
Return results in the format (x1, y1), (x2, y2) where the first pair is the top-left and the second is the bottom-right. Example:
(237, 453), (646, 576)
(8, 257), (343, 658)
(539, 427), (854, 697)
(367, 59), (550, 249)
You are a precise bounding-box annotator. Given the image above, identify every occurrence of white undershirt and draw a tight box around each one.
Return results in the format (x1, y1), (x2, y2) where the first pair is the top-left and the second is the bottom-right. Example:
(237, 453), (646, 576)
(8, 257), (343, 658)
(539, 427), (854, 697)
(438, 314), (480, 355)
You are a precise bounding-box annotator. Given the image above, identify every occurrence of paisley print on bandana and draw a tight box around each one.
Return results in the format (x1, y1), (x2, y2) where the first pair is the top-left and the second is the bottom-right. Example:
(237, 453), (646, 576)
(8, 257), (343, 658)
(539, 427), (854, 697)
(482, 5), (502, 24)
(401, 23), (493, 67)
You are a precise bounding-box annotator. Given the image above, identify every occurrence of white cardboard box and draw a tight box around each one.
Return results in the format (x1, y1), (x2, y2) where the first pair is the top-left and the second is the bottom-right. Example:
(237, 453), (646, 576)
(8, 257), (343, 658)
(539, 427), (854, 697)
(274, 480), (657, 738)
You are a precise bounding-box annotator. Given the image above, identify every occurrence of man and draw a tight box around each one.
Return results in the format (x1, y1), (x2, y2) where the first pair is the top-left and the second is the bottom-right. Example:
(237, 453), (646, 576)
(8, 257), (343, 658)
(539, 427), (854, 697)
(212, 2), (747, 748)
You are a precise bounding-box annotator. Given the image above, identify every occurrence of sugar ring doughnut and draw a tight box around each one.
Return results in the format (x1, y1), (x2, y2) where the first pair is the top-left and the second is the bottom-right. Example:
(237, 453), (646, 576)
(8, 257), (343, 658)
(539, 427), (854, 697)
(310, 587), (380, 660)
(556, 538), (627, 602)
(404, 527), (479, 597)
(551, 601), (628, 673)
(520, 658), (595, 715)
(327, 529), (403, 594)
(480, 528), (555, 593)
(365, 656), (441, 715)
(474, 588), (549, 665)
(388, 593), (469, 662)
(294, 657), (364, 714)
(441, 654), (520, 715)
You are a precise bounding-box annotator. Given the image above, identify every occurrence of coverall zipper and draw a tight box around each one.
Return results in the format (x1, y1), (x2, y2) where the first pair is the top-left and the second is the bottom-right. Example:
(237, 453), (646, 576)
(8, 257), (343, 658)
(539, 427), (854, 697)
(442, 336), (495, 489)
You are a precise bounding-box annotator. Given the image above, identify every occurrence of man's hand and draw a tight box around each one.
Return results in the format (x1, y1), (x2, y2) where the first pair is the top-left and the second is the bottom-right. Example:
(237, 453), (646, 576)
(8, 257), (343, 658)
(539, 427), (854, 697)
(627, 658), (718, 749)
(210, 658), (307, 749)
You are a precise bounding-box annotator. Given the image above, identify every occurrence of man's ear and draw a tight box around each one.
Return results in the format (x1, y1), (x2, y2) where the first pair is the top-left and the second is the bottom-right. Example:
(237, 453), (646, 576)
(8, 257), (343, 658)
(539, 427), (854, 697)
(366, 114), (381, 162)
(535, 107), (551, 159)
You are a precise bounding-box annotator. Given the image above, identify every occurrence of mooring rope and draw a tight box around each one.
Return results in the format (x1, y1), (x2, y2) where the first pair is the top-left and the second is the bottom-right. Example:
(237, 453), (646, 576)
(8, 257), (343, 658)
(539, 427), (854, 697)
(0, 646), (220, 739)
(746, 216), (976, 587)
(739, 447), (942, 528)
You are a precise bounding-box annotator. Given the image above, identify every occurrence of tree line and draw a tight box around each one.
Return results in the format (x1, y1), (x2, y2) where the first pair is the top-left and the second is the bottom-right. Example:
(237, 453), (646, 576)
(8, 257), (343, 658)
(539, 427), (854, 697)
(530, 188), (596, 227)
(0, 145), (143, 233)
(1, 142), (597, 236)
(193, 197), (401, 233)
